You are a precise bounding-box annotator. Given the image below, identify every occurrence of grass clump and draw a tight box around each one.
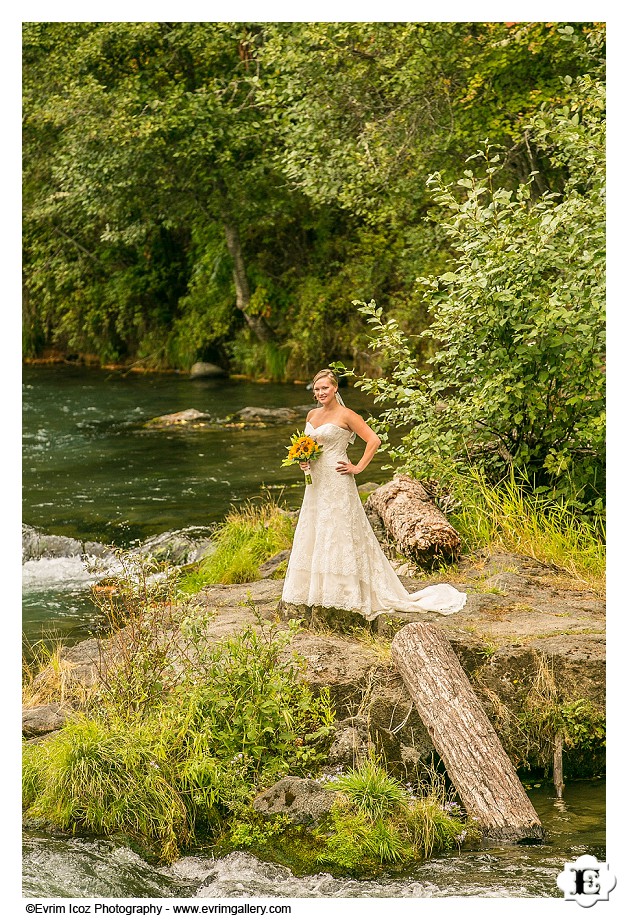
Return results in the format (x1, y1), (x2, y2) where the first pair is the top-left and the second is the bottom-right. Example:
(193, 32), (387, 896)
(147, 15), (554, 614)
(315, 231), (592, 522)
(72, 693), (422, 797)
(449, 470), (605, 590)
(177, 500), (294, 591)
(317, 759), (477, 872)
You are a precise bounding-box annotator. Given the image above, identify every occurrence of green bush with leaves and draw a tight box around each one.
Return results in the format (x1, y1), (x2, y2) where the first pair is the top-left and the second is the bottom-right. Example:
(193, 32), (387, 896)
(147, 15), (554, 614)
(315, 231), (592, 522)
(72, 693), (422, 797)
(345, 72), (605, 516)
(23, 615), (335, 861)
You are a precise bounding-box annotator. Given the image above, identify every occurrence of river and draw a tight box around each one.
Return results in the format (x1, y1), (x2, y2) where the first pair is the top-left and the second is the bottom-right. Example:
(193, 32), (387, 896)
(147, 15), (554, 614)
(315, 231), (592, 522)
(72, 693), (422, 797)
(21, 365), (606, 901)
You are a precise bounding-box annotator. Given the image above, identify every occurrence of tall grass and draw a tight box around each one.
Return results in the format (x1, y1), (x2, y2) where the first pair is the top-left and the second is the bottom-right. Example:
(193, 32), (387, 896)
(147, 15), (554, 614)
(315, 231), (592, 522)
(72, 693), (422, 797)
(319, 758), (476, 870)
(22, 635), (95, 709)
(23, 716), (191, 861)
(177, 500), (294, 592)
(327, 758), (406, 820)
(449, 471), (605, 589)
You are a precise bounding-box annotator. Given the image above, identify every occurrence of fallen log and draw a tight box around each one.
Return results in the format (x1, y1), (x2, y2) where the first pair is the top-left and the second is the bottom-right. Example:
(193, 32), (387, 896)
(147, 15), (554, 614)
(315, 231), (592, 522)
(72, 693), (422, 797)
(365, 475), (461, 564)
(391, 622), (544, 842)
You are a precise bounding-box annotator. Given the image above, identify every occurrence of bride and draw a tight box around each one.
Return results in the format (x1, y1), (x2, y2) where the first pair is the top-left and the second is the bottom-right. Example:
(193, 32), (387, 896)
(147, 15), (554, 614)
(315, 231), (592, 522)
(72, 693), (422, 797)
(281, 369), (467, 620)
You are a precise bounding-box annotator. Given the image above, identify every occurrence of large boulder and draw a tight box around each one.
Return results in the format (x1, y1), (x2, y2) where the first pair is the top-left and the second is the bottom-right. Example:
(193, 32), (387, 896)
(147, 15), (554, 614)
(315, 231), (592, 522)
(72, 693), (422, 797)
(23, 704), (69, 737)
(190, 362), (227, 379)
(253, 777), (338, 825)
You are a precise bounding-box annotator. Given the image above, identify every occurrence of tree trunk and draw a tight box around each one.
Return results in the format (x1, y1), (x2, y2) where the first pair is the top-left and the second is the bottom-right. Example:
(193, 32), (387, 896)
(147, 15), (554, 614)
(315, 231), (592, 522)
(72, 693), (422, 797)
(391, 622), (544, 842)
(223, 219), (274, 343)
(365, 475), (461, 564)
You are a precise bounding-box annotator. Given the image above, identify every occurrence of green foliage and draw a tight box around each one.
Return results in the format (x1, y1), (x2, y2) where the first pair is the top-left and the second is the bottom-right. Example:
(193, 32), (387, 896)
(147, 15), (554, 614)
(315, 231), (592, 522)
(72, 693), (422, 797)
(449, 470), (605, 588)
(22, 717), (191, 862)
(226, 810), (293, 850)
(23, 23), (604, 375)
(326, 758), (406, 820)
(317, 759), (475, 871)
(521, 698), (606, 756)
(177, 500), (294, 591)
(481, 654), (606, 778)
(23, 613), (335, 861)
(345, 70), (605, 515)
(320, 808), (412, 870)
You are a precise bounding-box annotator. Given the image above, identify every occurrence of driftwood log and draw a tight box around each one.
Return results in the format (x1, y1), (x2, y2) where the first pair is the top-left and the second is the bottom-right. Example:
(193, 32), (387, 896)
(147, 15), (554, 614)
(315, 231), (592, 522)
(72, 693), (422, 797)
(391, 623), (544, 842)
(365, 475), (460, 564)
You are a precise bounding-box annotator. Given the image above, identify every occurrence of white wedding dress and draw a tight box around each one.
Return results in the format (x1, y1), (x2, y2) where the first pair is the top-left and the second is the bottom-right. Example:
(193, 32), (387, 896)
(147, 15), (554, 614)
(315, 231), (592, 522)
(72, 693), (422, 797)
(281, 421), (467, 620)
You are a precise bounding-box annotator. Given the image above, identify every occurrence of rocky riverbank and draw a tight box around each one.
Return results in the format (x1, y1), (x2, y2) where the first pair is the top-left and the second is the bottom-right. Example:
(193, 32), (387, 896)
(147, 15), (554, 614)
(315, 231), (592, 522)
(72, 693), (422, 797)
(24, 548), (605, 779)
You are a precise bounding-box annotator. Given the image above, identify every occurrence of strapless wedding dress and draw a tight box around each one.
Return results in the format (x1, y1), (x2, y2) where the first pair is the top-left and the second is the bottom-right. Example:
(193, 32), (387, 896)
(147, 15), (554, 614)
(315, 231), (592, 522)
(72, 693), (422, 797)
(281, 421), (467, 620)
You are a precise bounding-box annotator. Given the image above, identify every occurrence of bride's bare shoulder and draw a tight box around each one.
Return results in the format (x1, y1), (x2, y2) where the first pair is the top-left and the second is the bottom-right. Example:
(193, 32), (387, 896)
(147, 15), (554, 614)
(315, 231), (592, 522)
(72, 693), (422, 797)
(343, 407), (365, 426)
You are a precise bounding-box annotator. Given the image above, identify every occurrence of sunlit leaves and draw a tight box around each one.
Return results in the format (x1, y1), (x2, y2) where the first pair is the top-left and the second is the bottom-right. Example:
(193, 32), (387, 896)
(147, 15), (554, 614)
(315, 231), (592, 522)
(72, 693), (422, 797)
(348, 70), (605, 515)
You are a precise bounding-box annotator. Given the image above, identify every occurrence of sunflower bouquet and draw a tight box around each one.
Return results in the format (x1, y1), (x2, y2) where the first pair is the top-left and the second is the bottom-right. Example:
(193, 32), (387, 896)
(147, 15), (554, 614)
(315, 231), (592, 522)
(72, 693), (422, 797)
(282, 431), (323, 485)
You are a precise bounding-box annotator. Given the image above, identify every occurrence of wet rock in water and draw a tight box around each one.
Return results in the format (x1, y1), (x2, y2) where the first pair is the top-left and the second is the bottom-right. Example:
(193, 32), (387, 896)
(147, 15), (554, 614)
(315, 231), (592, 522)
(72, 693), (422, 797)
(83, 541), (111, 559)
(144, 408), (211, 429)
(253, 777), (338, 825)
(137, 528), (215, 566)
(189, 362), (227, 379)
(22, 525), (82, 560)
(236, 407), (299, 423)
(22, 704), (69, 737)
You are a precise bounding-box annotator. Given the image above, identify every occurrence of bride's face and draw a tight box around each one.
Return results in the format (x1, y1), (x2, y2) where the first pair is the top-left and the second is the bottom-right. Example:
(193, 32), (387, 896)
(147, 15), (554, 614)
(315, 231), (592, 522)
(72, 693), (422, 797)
(313, 377), (337, 406)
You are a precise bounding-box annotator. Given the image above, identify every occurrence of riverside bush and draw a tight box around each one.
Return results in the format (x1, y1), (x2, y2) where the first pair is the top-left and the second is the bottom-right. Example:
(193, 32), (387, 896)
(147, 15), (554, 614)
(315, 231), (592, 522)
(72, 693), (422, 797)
(22, 616), (335, 861)
(342, 73), (605, 518)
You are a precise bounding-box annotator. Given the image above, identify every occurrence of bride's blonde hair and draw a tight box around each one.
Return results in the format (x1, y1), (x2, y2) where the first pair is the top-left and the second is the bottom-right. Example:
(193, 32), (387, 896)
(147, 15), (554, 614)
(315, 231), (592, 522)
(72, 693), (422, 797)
(312, 368), (338, 387)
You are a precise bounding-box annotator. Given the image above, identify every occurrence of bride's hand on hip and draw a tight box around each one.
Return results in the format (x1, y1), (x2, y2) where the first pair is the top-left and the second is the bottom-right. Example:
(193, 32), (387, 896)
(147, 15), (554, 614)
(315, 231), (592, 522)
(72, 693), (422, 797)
(336, 460), (357, 476)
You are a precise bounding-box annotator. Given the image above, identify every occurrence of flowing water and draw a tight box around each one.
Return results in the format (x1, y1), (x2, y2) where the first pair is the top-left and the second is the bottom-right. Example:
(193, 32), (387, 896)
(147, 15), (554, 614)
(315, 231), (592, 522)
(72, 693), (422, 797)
(22, 782), (605, 898)
(22, 365), (385, 646)
(21, 366), (606, 900)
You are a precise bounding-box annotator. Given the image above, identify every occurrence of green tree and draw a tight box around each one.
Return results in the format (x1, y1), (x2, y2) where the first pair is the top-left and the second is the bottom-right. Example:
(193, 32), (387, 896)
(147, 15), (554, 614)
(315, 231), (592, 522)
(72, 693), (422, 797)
(347, 70), (605, 515)
(22, 22), (285, 365)
(22, 22), (604, 377)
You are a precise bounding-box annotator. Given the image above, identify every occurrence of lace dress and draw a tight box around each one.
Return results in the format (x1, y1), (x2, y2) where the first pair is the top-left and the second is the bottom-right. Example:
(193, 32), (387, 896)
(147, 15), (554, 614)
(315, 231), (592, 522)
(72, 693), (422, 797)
(281, 421), (467, 620)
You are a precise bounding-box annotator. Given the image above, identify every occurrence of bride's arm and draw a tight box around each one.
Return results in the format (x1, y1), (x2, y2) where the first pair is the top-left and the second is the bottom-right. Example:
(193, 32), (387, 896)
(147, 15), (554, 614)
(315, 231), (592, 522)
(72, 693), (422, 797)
(337, 410), (381, 475)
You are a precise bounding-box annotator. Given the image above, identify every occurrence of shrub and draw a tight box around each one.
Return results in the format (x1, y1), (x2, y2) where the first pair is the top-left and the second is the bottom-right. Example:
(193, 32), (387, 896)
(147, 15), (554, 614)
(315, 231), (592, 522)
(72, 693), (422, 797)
(22, 615), (334, 861)
(342, 73), (605, 517)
